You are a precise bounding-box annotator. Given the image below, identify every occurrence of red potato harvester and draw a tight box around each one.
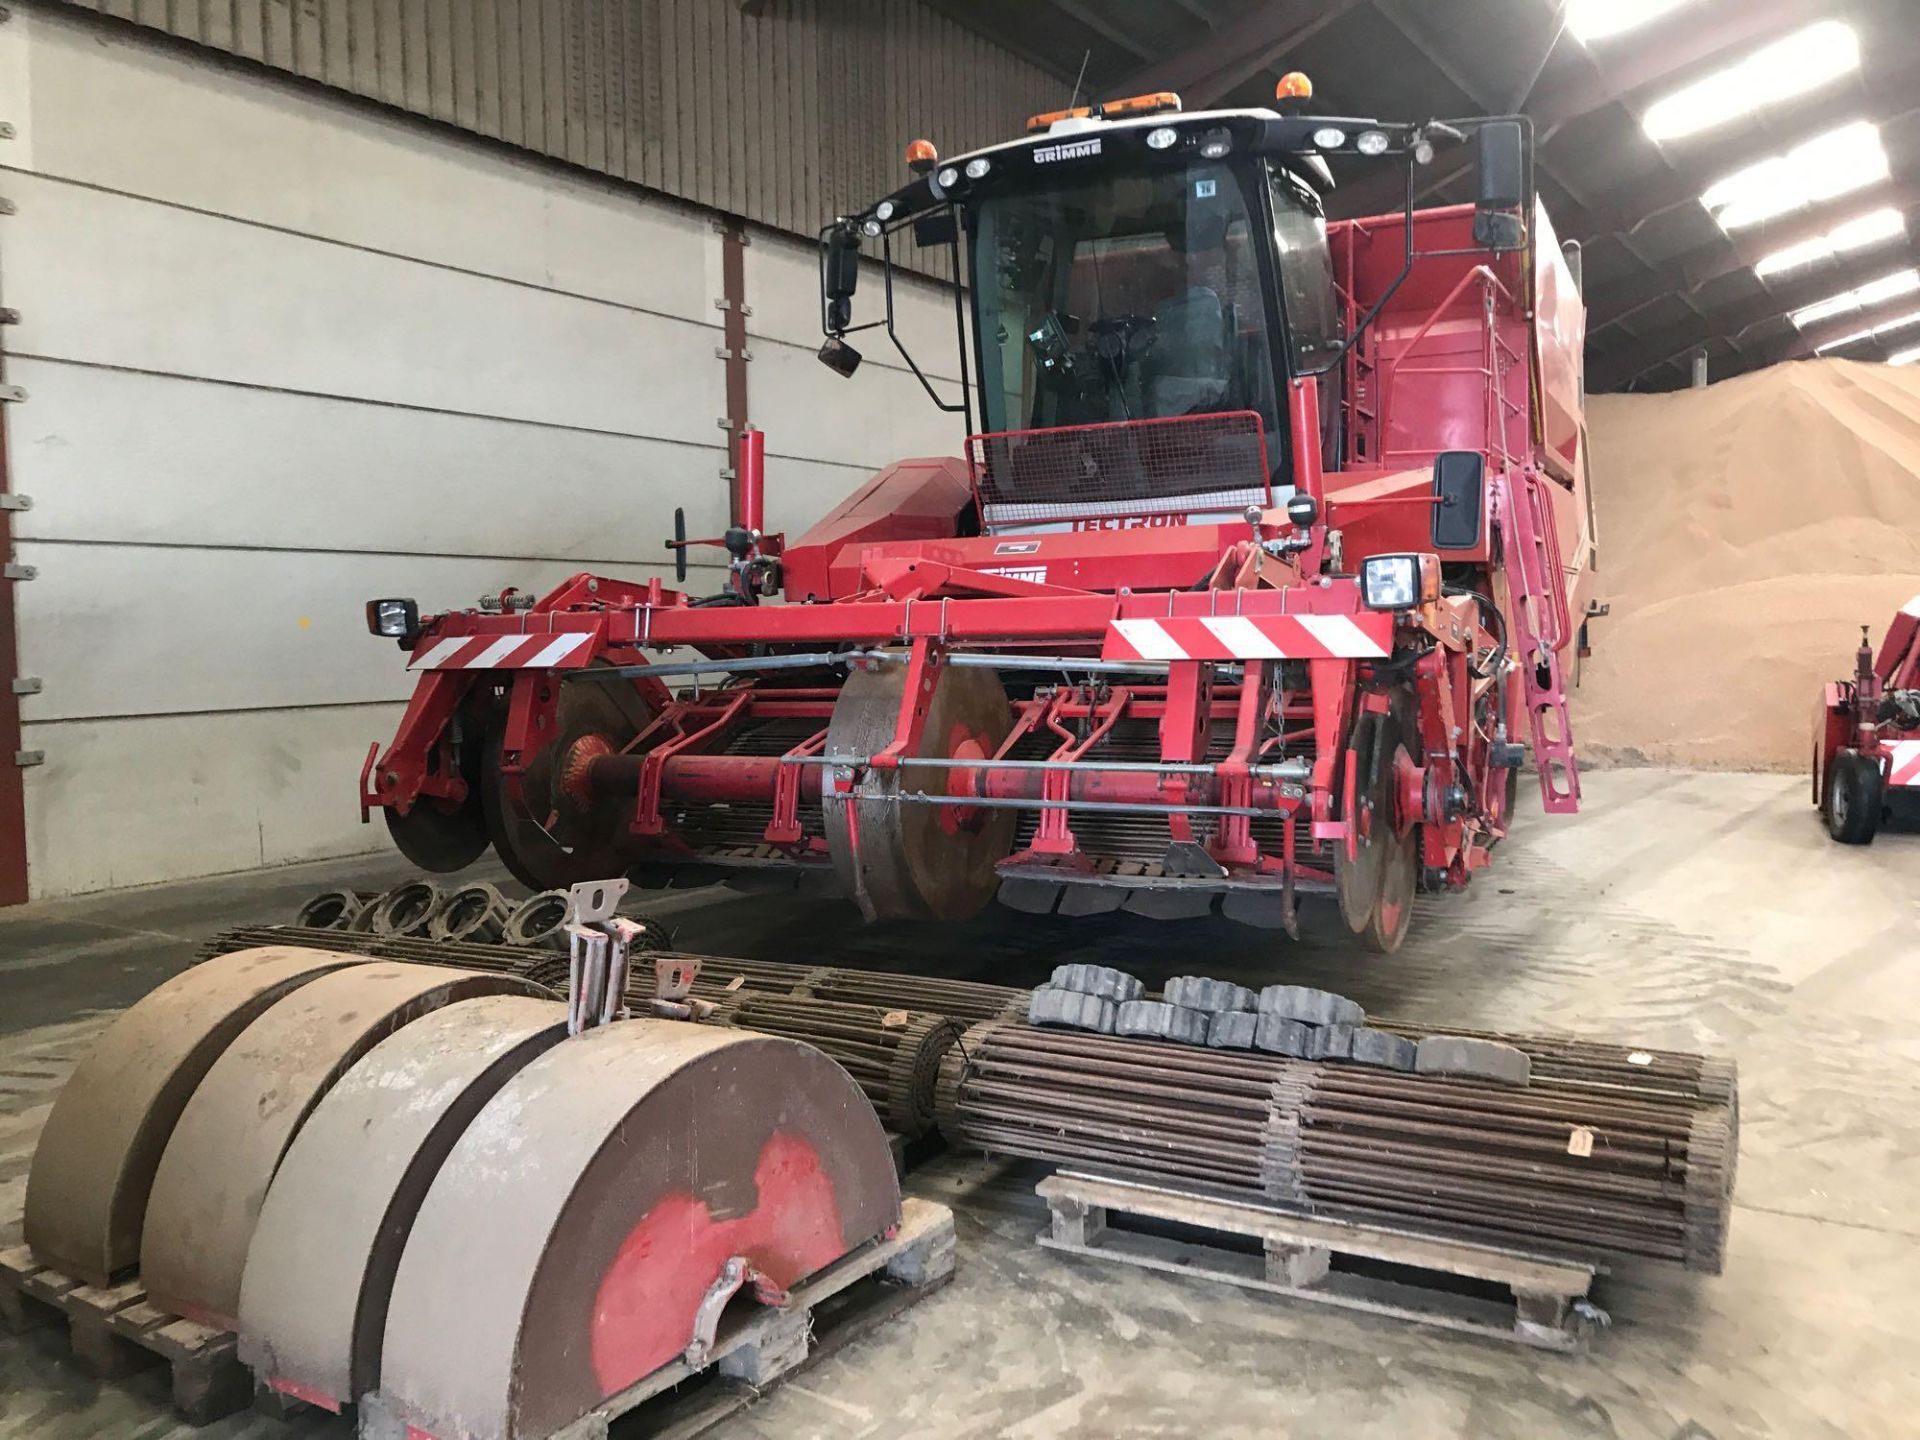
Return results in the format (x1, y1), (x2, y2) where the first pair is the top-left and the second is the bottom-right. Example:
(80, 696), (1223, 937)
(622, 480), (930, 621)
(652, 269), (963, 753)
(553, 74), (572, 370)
(1815, 596), (1920, 844)
(360, 80), (1599, 954)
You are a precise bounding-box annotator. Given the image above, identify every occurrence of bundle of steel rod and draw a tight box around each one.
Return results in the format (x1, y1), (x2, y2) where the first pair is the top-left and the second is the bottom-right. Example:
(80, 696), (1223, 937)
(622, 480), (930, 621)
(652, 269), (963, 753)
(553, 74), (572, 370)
(791, 969), (1030, 1024)
(707, 994), (961, 1138)
(936, 1021), (1737, 1274)
(1367, 1020), (1737, 1104)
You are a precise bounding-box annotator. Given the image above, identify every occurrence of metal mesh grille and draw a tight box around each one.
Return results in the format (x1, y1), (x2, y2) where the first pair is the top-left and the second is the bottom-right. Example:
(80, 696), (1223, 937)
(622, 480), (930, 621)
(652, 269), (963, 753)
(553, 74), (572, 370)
(967, 411), (1272, 529)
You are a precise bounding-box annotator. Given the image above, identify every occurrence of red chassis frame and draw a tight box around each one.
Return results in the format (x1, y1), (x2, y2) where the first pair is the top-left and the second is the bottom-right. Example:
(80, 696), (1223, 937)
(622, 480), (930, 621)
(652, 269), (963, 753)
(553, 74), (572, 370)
(365, 386), (1522, 920)
(1815, 596), (1920, 801)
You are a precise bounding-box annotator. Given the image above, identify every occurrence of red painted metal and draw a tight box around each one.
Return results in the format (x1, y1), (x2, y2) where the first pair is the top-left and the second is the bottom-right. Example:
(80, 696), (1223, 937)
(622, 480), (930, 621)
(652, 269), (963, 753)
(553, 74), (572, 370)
(1815, 597), (1920, 803)
(0, 385), (26, 905)
(358, 131), (1595, 944)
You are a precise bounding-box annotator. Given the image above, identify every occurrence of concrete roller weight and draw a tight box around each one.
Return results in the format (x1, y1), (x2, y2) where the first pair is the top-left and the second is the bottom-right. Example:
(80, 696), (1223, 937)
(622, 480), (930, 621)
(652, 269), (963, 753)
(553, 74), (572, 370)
(23, 946), (365, 1288)
(236, 995), (571, 1410)
(139, 962), (545, 1328)
(371, 1020), (903, 1440)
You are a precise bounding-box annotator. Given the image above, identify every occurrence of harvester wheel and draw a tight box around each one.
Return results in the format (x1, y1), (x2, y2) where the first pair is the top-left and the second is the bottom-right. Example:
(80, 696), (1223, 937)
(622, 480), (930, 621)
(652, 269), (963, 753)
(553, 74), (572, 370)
(482, 670), (649, 891)
(823, 661), (1017, 922)
(1824, 750), (1882, 845)
(1333, 713), (1386, 934)
(384, 726), (490, 873)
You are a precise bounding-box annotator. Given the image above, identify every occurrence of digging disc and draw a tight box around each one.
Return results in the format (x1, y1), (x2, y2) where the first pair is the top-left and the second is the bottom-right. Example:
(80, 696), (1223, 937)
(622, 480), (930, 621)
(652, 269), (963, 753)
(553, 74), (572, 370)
(823, 662), (1017, 922)
(22, 947), (363, 1288)
(1334, 713), (1385, 934)
(384, 723), (489, 872)
(374, 1021), (901, 1440)
(483, 670), (649, 891)
(139, 962), (545, 1329)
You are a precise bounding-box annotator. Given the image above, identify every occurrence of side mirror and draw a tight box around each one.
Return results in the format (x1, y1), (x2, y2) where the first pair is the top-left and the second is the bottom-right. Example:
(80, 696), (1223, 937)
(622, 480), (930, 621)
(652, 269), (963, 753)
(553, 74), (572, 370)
(1431, 451), (1485, 551)
(1472, 121), (1527, 252)
(823, 224), (861, 332)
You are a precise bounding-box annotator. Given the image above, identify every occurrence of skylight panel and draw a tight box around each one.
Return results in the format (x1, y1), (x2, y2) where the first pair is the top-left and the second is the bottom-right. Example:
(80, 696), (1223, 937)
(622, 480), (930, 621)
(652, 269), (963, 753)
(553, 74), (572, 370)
(1793, 270), (1920, 329)
(1567, 0), (1694, 44)
(1701, 123), (1889, 231)
(1753, 208), (1907, 278)
(1888, 344), (1920, 366)
(1644, 22), (1860, 142)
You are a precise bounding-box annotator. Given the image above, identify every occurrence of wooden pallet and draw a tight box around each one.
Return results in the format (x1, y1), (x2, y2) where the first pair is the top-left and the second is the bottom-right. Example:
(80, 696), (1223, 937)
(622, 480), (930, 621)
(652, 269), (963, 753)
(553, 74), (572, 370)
(1035, 1171), (1604, 1351)
(360, 1194), (957, 1440)
(0, 1244), (252, 1422)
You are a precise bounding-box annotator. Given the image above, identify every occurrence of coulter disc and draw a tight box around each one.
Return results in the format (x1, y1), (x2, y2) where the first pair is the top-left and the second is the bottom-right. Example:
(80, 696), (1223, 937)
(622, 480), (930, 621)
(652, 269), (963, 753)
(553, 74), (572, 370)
(383, 723), (490, 872)
(22, 946), (363, 1288)
(139, 962), (544, 1329)
(371, 1020), (901, 1440)
(483, 672), (648, 891)
(823, 662), (1018, 922)
(1365, 721), (1420, 955)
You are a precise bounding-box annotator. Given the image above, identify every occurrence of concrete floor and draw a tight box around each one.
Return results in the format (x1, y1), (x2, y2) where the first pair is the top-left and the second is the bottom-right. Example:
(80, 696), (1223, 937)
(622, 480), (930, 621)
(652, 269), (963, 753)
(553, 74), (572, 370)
(1, 768), (1916, 1439)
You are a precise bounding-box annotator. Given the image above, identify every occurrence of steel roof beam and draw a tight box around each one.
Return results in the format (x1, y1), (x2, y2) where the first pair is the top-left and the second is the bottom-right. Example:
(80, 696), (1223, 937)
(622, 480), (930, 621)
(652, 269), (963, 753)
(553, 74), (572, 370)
(1109, 0), (1363, 109)
(1589, 235), (1920, 387)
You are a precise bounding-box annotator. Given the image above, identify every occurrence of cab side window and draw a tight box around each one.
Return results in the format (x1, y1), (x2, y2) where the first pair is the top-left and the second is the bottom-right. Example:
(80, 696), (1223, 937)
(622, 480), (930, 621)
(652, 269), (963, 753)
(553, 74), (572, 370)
(1269, 172), (1341, 371)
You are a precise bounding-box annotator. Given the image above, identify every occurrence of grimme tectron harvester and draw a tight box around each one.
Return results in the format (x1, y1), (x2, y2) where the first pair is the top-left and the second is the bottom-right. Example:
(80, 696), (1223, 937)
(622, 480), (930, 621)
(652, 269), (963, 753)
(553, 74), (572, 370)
(1815, 596), (1920, 843)
(361, 79), (1596, 953)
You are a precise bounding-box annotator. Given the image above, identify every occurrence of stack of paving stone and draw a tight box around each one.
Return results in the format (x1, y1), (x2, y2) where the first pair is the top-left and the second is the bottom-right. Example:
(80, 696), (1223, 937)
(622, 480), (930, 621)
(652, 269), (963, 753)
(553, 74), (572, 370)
(1027, 970), (1531, 1085)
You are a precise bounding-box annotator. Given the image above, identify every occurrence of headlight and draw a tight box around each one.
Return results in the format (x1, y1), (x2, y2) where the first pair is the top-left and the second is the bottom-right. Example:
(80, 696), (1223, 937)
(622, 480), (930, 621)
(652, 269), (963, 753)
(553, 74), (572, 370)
(875, 200), (896, 221)
(964, 157), (991, 179)
(366, 597), (419, 638)
(1356, 129), (1390, 156)
(1312, 127), (1347, 149)
(861, 218), (882, 237)
(1361, 555), (1439, 611)
(1146, 126), (1179, 150)
(936, 166), (960, 188)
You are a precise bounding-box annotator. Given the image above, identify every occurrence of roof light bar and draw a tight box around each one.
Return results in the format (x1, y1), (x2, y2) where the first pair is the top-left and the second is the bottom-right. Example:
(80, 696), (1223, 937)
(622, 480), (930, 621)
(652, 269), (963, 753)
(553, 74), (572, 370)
(1644, 21), (1859, 143)
(1701, 122), (1888, 231)
(1567, 0), (1693, 44)
(1753, 208), (1907, 279)
(1026, 92), (1181, 133)
(1794, 269), (1920, 329)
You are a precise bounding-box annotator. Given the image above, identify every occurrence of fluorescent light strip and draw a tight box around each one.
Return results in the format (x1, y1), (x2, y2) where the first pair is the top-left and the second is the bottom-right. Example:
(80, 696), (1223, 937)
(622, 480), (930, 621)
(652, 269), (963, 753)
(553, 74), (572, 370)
(1567, 0), (1693, 44)
(1644, 21), (1859, 143)
(1701, 122), (1889, 231)
(1889, 345), (1920, 366)
(1814, 310), (1920, 354)
(1754, 208), (1907, 278)
(1794, 270), (1920, 329)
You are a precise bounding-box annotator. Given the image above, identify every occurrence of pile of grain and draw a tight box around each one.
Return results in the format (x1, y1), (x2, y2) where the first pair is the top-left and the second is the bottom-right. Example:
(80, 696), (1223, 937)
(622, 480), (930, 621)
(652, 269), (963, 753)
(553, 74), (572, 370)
(1573, 359), (1920, 771)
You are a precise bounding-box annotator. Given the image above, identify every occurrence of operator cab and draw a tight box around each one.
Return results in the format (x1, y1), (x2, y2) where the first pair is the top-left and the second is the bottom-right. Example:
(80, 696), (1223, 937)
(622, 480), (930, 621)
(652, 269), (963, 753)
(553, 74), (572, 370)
(818, 87), (1526, 539)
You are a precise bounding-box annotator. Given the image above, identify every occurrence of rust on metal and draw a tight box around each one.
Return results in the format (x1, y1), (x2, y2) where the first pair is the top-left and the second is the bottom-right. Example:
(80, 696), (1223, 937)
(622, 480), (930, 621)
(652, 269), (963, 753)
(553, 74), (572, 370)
(376, 1019), (901, 1440)
(938, 1020), (1738, 1273)
(23, 946), (364, 1286)
(138, 963), (544, 1328)
(236, 994), (569, 1408)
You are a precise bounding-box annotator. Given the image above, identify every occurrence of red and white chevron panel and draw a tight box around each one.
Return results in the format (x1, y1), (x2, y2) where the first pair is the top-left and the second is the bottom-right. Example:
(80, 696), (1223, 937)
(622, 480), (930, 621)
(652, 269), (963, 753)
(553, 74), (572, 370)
(405, 631), (595, 671)
(1887, 740), (1920, 789)
(1103, 613), (1393, 663)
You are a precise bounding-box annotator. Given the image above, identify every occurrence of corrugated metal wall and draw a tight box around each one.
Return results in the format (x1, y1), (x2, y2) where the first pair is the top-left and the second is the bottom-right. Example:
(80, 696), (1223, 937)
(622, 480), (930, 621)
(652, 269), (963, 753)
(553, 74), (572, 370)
(54, 0), (1060, 263)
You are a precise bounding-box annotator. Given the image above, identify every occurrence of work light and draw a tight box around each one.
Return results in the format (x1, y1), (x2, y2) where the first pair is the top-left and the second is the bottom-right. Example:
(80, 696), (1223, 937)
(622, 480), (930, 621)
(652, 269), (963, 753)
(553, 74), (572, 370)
(366, 597), (419, 638)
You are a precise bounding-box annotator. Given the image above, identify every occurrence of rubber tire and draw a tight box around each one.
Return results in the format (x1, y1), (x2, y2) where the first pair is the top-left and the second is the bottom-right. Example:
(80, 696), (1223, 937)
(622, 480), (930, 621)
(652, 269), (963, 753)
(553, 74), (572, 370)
(1824, 750), (1882, 845)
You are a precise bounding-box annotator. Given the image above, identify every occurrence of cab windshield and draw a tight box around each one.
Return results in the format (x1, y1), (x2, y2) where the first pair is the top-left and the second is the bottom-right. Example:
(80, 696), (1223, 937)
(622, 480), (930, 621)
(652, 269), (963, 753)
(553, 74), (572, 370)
(972, 160), (1282, 443)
